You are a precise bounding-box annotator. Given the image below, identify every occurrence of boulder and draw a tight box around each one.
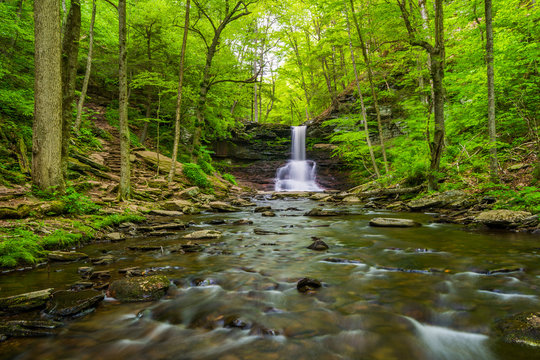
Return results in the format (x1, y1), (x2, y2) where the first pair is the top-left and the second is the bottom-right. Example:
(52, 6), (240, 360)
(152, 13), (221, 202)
(77, 267), (94, 278)
(369, 218), (421, 228)
(47, 251), (88, 262)
(261, 211), (276, 217)
(0, 204), (32, 219)
(408, 190), (474, 210)
(45, 290), (104, 317)
(254, 206), (272, 213)
(495, 312), (540, 347)
(310, 193), (331, 201)
(183, 229), (222, 240)
(91, 254), (115, 265)
(178, 187), (200, 200)
(341, 195), (362, 203)
(108, 275), (170, 302)
(0, 288), (53, 313)
(297, 278), (322, 293)
(104, 232), (125, 242)
(475, 210), (536, 228)
(304, 208), (341, 216)
(232, 219), (253, 225)
(230, 198), (256, 207)
(209, 201), (241, 212)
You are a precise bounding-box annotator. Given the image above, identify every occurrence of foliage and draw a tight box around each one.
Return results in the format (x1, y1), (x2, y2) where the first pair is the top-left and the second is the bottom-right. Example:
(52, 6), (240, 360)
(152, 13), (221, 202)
(0, 228), (41, 268)
(62, 187), (100, 215)
(486, 185), (540, 213)
(40, 230), (83, 250)
(92, 213), (145, 229)
(182, 163), (211, 188)
(222, 173), (238, 185)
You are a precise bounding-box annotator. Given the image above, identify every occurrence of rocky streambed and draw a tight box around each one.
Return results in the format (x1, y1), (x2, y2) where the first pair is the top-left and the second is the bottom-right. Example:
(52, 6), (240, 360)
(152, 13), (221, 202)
(1, 193), (540, 360)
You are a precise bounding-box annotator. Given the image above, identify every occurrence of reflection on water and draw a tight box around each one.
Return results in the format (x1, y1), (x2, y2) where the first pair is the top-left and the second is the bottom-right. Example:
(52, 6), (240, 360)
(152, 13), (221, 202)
(1, 197), (540, 359)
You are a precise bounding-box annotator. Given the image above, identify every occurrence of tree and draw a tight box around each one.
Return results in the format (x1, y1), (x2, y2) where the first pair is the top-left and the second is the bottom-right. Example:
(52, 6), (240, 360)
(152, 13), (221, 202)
(485, 0), (498, 181)
(61, 0), (81, 178)
(190, 0), (258, 161)
(118, 0), (131, 200)
(32, 0), (64, 192)
(397, 0), (445, 191)
(344, 0), (380, 179)
(74, 0), (97, 133)
(169, 0), (191, 182)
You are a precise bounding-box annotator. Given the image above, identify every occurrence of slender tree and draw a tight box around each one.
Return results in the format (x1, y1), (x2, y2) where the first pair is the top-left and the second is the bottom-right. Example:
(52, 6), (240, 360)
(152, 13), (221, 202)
(485, 0), (498, 181)
(169, 0), (190, 182)
(397, 0), (445, 190)
(118, 0), (131, 200)
(349, 0), (389, 174)
(345, 0), (380, 179)
(74, 0), (97, 133)
(33, 0), (64, 192)
(61, 0), (81, 178)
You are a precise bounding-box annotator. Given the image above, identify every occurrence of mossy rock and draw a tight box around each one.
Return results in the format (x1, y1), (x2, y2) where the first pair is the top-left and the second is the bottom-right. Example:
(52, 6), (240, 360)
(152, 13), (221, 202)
(47, 251), (88, 262)
(45, 290), (104, 317)
(108, 275), (170, 302)
(494, 312), (540, 347)
(0, 288), (54, 314)
(0, 204), (32, 219)
(0, 320), (62, 337)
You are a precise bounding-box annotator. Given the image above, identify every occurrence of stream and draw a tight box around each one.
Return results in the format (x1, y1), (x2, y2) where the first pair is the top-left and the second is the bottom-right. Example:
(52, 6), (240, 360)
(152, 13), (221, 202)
(1, 196), (540, 359)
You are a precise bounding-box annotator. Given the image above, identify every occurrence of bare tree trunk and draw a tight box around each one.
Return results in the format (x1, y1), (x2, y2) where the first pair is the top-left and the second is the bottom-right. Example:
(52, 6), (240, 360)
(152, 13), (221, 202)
(118, 0), (131, 200)
(349, 0), (389, 174)
(169, 0), (190, 182)
(345, 1), (380, 179)
(74, 0), (96, 132)
(33, 0), (64, 192)
(485, 0), (498, 181)
(61, 0), (81, 179)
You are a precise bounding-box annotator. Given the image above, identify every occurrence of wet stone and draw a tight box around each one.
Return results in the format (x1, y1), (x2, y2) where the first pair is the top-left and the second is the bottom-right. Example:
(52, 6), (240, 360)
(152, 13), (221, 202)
(183, 229), (222, 240)
(108, 275), (170, 302)
(127, 245), (164, 251)
(261, 211), (276, 217)
(304, 208), (341, 216)
(77, 267), (94, 278)
(90, 255), (115, 265)
(70, 282), (94, 291)
(297, 277), (322, 293)
(47, 251), (88, 262)
(232, 219), (253, 225)
(89, 270), (111, 280)
(307, 238), (329, 251)
(254, 206), (271, 213)
(45, 290), (105, 318)
(104, 232), (125, 242)
(495, 312), (540, 347)
(0, 288), (54, 314)
(0, 320), (63, 338)
(322, 257), (363, 264)
(369, 217), (421, 228)
(206, 219), (227, 225)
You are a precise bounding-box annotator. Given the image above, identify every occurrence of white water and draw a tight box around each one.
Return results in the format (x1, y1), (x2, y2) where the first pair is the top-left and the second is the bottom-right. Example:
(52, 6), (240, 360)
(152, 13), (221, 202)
(274, 126), (323, 192)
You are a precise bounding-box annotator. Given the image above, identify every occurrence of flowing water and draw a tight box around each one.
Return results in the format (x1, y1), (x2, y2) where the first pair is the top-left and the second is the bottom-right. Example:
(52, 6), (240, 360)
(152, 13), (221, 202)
(275, 126), (322, 192)
(1, 197), (540, 359)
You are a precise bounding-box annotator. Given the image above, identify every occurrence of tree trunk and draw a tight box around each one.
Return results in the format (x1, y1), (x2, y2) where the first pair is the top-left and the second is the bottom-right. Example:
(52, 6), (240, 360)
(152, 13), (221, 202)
(169, 0), (190, 182)
(345, 1), (380, 179)
(350, 0), (389, 174)
(485, 0), (498, 181)
(61, 0), (81, 179)
(287, 31), (311, 121)
(118, 0), (131, 200)
(74, 0), (96, 133)
(32, 0), (64, 192)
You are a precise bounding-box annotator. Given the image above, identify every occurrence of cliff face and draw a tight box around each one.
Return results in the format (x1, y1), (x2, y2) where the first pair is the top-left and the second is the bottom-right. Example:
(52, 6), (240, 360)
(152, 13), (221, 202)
(211, 123), (352, 191)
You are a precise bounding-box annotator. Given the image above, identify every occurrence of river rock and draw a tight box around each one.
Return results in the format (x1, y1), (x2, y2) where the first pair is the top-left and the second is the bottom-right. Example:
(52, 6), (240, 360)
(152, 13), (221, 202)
(230, 198), (256, 207)
(232, 219), (253, 225)
(47, 251), (88, 262)
(108, 275), (170, 302)
(183, 229), (222, 240)
(45, 290), (104, 318)
(0, 320), (62, 338)
(310, 193), (330, 201)
(91, 254), (115, 265)
(297, 278), (322, 293)
(148, 209), (183, 217)
(369, 218), (421, 228)
(307, 239), (329, 251)
(304, 208), (341, 216)
(104, 232), (125, 242)
(255, 206), (271, 213)
(494, 312), (540, 347)
(475, 210), (536, 228)
(162, 199), (194, 211)
(0, 288), (53, 313)
(341, 195), (362, 203)
(89, 270), (111, 280)
(261, 211), (276, 217)
(209, 201), (241, 212)
(78, 267), (94, 278)
(127, 245), (164, 251)
(407, 190), (473, 210)
(177, 186), (200, 200)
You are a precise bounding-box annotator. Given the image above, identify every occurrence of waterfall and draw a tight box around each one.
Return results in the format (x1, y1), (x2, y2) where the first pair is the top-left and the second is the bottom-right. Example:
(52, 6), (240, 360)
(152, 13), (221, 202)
(274, 126), (323, 192)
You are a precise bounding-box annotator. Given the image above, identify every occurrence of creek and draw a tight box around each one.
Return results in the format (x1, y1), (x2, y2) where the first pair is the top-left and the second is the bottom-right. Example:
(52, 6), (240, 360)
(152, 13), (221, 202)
(1, 196), (540, 359)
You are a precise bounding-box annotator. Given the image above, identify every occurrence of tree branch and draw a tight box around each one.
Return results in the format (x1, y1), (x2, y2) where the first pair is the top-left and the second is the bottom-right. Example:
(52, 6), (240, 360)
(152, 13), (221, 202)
(101, 0), (117, 11)
(193, 0), (216, 32)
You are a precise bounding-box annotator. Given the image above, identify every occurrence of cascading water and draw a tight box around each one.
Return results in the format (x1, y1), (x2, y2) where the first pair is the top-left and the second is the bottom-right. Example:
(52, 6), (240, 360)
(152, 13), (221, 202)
(274, 126), (323, 192)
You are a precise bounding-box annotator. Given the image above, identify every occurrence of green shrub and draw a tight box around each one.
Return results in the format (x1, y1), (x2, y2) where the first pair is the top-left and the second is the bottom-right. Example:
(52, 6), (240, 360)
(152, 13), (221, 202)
(183, 163), (211, 188)
(62, 187), (100, 215)
(40, 230), (83, 250)
(486, 185), (540, 213)
(92, 213), (145, 229)
(222, 173), (237, 185)
(0, 229), (42, 268)
(198, 160), (215, 175)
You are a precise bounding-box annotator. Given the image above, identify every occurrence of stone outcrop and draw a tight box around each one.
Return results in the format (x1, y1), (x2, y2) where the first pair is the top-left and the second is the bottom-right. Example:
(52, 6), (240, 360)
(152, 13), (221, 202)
(108, 275), (170, 302)
(369, 218), (421, 228)
(407, 190), (474, 211)
(0, 288), (53, 314)
(475, 210), (537, 228)
(495, 312), (540, 347)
